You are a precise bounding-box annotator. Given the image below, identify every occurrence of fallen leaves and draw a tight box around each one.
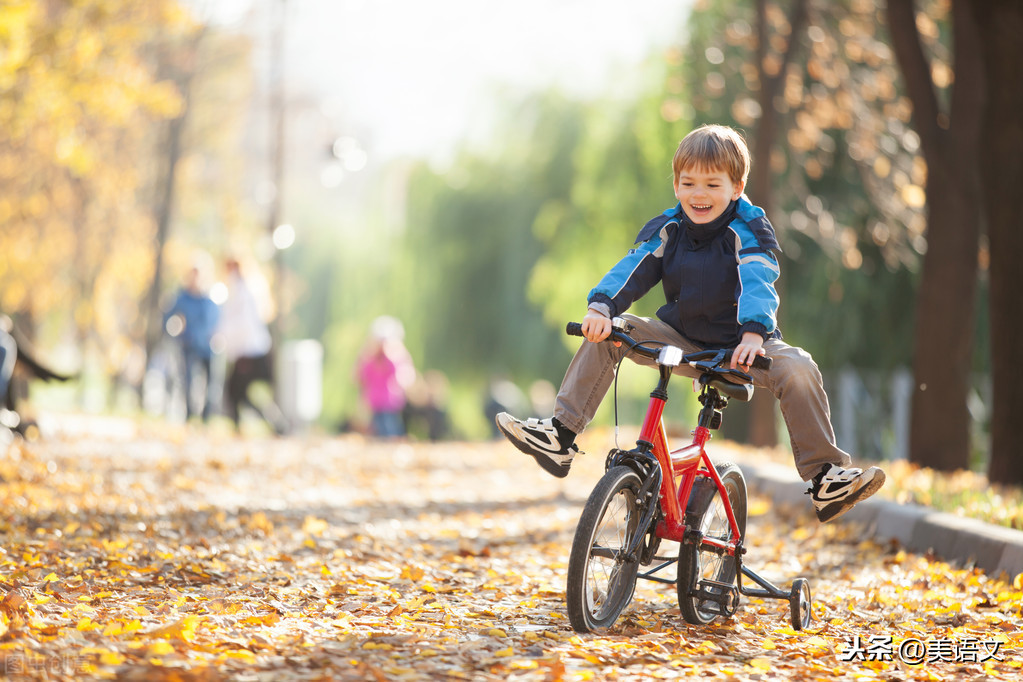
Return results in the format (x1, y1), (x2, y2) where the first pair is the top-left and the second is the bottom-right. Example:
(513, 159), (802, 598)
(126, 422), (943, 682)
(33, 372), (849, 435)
(0, 421), (1020, 680)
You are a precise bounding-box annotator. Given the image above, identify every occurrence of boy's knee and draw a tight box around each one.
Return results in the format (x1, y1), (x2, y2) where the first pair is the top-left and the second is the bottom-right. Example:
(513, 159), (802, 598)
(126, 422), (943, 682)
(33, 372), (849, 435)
(768, 346), (823, 393)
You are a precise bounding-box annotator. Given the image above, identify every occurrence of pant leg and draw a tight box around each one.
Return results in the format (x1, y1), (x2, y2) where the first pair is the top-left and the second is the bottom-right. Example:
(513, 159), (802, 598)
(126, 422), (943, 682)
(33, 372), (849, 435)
(749, 339), (851, 481)
(199, 355), (214, 422)
(0, 331), (16, 400)
(553, 315), (702, 434)
(553, 315), (849, 482)
(182, 348), (198, 420)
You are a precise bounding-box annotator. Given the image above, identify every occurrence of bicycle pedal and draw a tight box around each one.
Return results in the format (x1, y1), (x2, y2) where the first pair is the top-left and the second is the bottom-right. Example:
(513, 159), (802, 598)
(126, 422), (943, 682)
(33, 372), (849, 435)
(691, 580), (740, 616)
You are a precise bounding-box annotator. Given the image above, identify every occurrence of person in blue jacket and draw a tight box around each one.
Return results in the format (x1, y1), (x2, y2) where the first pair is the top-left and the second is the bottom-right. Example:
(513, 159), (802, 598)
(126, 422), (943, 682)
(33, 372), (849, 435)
(164, 262), (220, 423)
(497, 124), (884, 523)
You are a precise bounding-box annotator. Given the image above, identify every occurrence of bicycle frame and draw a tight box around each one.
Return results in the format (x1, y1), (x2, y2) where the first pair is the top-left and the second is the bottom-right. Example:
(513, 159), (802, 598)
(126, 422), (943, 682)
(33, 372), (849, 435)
(624, 358), (798, 607)
(635, 366), (741, 549)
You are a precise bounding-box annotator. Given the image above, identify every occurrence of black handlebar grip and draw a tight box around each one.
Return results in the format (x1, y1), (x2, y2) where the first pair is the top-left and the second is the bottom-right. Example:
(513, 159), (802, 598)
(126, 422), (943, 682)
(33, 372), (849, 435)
(566, 322), (584, 337)
(751, 354), (773, 370)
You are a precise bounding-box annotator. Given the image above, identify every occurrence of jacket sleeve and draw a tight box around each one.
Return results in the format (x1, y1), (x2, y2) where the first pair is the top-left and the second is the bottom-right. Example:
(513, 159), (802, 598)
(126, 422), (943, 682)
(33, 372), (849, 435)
(734, 199), (781, 339)
(587, 219), (669, 318)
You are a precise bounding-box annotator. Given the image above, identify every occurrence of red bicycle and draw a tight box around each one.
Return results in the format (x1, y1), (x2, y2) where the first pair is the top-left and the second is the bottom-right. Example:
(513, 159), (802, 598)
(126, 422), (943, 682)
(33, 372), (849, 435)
(564, 318), (812, 633)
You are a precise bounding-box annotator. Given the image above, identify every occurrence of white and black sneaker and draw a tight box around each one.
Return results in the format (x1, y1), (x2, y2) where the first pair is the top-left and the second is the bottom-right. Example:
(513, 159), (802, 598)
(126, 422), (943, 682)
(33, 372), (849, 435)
(808, 463), (886, 523)
(495, 413), (579, 479)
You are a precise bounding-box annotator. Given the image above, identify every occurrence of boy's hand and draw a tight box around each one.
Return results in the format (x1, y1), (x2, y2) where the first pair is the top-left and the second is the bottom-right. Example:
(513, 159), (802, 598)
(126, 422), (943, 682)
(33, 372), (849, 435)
(731, 332), (766, 370)
(581, 309), (612, 343)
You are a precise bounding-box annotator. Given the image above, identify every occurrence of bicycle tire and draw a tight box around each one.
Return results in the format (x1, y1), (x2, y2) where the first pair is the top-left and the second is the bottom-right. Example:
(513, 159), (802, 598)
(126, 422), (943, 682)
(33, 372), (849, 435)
(677, 462), (747, 625)
(566, 466), (644, 633)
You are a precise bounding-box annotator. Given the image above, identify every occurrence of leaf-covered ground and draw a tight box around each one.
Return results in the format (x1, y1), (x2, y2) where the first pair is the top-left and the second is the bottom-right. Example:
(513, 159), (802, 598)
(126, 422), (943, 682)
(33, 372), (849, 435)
(1, 417), (1021, 681)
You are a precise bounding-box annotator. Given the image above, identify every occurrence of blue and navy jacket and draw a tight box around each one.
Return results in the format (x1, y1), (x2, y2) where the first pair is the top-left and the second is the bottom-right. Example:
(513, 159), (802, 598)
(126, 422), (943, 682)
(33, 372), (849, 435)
(587, 197), (782, 349)
(164, 289), (220, 357)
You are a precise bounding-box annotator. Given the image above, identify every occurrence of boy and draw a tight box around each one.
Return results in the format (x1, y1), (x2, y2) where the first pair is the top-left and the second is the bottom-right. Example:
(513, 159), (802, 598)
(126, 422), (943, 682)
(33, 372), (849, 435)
(497, 124), (884, 523)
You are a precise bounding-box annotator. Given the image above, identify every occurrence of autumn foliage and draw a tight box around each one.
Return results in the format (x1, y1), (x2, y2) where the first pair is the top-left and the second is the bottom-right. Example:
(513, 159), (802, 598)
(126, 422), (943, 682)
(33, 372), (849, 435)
(1, 424), (1021, 680)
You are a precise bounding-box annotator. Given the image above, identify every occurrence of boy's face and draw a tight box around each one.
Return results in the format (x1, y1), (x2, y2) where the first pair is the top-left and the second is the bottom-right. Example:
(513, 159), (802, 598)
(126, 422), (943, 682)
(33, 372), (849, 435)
(673, 166), (744, 224)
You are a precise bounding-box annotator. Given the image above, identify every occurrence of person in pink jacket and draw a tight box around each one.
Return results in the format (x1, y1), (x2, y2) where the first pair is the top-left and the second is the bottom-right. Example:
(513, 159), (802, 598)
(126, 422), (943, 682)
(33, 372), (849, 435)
(357, 316), (415, 438)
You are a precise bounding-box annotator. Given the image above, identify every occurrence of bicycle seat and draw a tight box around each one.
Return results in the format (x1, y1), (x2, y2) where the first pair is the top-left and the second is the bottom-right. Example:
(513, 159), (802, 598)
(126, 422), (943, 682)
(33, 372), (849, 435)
(700, 373), (754, 402)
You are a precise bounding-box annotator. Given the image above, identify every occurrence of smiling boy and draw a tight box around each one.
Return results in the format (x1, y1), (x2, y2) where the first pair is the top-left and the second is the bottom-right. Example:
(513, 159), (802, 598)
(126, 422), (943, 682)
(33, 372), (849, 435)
(497, 124), (885, 523)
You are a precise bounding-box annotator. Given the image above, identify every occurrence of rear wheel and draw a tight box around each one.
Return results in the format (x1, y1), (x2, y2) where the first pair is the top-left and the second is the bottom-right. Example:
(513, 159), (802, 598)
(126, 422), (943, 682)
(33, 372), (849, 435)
(789, 578), (812, 630)
(566, 466), (644, 633)
(677, 462), (747, 625)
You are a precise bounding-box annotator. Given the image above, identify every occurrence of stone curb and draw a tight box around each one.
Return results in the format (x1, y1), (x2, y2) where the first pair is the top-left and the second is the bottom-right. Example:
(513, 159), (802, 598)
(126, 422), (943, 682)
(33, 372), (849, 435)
(734, 457), (1023, 580)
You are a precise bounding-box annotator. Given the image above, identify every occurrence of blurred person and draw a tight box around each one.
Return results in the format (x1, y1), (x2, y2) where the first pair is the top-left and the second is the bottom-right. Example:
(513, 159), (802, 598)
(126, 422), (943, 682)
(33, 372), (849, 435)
(483, 376), (528, 439)
(529, 379), (556, 417)
(356, 316), (415, 438)
(216, 257), (289, 436)
(163, 259), (220, 422)
(0, 314), (77, 439)
(404, 370), (450, 441)
(0, 321), (16, 437)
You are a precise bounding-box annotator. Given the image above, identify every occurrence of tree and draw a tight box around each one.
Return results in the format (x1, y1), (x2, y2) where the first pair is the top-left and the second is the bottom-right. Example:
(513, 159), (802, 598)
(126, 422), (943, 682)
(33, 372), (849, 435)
(887, 0), (984, 471)
(678, 0), (927, 455)
(142, 24), (208, 365)
(971, 1), (1023, 483)
(745, 0), (808, 447)
(0, 0), (189, 371)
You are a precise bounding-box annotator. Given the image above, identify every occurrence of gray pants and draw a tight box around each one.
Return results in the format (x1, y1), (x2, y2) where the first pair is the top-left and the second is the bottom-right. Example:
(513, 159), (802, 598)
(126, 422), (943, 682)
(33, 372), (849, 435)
(553, 314), (851, 481)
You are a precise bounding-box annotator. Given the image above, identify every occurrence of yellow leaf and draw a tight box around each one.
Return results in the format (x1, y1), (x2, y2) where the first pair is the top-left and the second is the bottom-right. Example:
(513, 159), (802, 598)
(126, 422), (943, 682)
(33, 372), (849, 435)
(362, 642), (393, 651)
(400, 564), (425, 581)
(486, 628), (507, 638)
(144, 615), (200, 642)
(99, 650), (124, 666)
(42, 572), (59, 582)
(494, 647), (514, 657)
(147, 641), (175, 656)
(220, 650), (256, 664)
(77, 617), (99, 632)
(302, 516), (329, 536)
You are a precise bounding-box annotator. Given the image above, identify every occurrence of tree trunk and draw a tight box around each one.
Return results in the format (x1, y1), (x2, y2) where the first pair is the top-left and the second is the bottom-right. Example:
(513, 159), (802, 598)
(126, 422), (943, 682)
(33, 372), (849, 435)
(142, 32), (203, 365)
(143, 109), (188, 360)
(748, 0), (808, 448)
(888, 0), (984, 472)
(972, 1), (1023, 483)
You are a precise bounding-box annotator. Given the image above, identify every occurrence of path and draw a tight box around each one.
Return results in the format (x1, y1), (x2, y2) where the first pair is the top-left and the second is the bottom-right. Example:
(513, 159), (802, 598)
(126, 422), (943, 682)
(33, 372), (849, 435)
(0, 417), (1020, 680)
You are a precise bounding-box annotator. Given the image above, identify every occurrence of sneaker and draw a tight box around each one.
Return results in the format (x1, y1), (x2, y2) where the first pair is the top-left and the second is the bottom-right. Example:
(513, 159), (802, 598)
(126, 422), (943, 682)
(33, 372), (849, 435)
(495, 413), (578, 478)
(808, 463), (886, 523)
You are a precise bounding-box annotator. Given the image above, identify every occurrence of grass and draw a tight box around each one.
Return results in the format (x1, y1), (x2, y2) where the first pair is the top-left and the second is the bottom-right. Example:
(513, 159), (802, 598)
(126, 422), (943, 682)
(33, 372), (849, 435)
(726, 439), (1023, 531)
(880, 458), (1023, 530)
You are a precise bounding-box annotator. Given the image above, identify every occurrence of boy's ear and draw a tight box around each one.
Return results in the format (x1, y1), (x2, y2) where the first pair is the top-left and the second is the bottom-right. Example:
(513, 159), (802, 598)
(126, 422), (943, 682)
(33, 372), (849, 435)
(732, 180), (745, 200)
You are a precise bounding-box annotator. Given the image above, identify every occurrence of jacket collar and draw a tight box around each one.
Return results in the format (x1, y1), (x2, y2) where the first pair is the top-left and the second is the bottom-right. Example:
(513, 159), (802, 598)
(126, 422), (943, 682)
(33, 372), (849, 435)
(677, 200), (738, 242)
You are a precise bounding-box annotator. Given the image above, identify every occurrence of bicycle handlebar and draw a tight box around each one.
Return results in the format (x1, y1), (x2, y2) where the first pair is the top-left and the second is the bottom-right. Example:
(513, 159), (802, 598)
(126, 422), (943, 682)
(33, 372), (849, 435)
(565, 321), (773, 372)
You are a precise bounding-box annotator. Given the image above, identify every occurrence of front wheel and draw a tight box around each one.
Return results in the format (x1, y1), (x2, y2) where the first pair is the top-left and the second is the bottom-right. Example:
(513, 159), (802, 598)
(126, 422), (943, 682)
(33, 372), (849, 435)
(566, 466), (644, 633)
(677, 462), (747, 625)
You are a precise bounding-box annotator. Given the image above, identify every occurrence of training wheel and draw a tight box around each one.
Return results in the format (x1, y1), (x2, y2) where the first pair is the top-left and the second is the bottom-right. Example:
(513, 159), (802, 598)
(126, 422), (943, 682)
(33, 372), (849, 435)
(789, 578), (812, 630)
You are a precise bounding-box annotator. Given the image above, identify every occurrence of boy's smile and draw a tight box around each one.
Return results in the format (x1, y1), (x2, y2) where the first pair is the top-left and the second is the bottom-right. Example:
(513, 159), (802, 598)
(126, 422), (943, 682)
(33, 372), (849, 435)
(674, 167), (744, 224)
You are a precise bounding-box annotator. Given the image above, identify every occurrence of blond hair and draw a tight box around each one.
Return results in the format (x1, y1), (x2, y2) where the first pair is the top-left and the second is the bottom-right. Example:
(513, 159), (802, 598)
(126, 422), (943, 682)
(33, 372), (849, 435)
(672, 124), (751, 187)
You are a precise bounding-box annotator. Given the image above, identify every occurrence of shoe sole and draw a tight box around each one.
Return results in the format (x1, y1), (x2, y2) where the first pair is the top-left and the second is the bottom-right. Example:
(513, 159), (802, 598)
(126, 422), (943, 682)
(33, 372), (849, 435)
(495, 419), (572, 479)
(816, 470), (886, 523)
